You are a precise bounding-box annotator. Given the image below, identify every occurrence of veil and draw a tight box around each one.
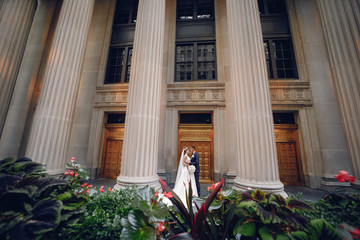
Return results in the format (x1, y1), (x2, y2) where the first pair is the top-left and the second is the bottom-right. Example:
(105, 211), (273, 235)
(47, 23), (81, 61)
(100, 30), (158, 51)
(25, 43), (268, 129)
(175, 147), (187, 185)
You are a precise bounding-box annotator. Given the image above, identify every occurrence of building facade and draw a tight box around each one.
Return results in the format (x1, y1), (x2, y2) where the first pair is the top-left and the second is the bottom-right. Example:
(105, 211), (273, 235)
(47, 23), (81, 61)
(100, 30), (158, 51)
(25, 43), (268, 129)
(0, 0), (359, 192)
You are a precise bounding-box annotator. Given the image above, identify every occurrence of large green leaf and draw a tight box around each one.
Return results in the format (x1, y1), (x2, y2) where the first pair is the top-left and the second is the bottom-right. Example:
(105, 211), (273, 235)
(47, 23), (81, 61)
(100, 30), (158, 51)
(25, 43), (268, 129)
(259, 226), (274, 240)
(233, 221), (256, 237)
(220, 188), (237, 199)
(136, 199), (168, 222)
(120, 209), (155, 240)
(251, 189), (267, 202)
(308, 219), (341, 240)
(288, 231), (309, 240)
(209, 199), (222, 210)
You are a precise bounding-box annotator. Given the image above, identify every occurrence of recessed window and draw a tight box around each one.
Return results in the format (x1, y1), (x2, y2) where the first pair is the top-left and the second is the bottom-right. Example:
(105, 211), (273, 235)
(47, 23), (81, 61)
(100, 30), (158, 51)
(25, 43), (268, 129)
(259, 0), (298, 79)
(107, 113), (126, 124)
(175, 0), (216, 82)
(177, 0), (214, 20)
(273, 113), (295, 124)
(104, 0), (137, 84)
(180, 113), (212, 124)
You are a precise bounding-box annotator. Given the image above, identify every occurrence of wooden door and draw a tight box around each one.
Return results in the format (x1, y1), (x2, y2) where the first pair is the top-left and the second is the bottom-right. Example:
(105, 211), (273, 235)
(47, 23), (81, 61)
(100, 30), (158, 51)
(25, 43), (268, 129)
(274, 125), (303, 186)
(178, 126), (213, 183)
(101, 125), (124, 179)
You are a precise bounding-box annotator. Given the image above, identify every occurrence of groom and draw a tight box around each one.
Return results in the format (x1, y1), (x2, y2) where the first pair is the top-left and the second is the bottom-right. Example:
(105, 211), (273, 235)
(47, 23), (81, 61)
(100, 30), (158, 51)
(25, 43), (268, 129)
(189, 146), (200, 195)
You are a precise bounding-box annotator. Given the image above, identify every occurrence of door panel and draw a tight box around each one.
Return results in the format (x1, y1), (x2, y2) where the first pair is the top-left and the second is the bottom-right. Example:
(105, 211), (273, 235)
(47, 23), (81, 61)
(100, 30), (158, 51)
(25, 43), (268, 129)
(101, 125), (124, 179)
(274, 125), (303, 186)
(276, 142), (299, 186)
(178, 127), (213, 183)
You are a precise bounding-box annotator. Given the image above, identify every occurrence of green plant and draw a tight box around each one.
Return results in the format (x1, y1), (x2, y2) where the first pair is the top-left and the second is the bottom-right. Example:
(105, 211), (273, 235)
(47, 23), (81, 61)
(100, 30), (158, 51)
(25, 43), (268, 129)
(292, 193), (360, 228)
(60, 186), (138, 240)
(232, 189), (314, 239)
(120, 186), (169, 239)
(0, 158), (88, 240)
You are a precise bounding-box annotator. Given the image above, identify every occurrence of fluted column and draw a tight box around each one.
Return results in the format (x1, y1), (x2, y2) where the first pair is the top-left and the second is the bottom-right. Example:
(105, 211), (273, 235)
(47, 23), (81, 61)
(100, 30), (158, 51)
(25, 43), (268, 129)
(114, 0), (165, 190)
(26, 0), (95, 174)
(0, 0), (56, 159)
(316, 0), (360, 181)
(0, 0), (37, 137)
(226, 0), (285, 194)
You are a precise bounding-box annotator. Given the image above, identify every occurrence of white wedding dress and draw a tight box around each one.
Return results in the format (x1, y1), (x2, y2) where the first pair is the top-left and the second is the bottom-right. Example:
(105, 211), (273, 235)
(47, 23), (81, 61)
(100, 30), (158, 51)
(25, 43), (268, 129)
(173, 150), (198, 206)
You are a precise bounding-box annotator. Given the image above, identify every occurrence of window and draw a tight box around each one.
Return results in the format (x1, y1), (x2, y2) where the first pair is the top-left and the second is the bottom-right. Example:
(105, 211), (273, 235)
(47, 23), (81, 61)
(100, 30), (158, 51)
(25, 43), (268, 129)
(180, 113), (212, 124)
(107, 113), (126, 124)
(259, 0), (298, 79)
(273, 113), (295, 124)
(258, 0), (287, 15)
(104, 0), (137, 84)
(177, 0), (214, 20)
(264, 40), (298, 79)
(176, 43), (216, 81)
(175, 0), (216, 82)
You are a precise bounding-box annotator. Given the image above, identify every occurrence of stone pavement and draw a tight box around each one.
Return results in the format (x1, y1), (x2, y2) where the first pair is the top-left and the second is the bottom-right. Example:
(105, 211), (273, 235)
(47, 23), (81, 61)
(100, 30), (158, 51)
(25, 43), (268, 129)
(87, 178), (327, 201)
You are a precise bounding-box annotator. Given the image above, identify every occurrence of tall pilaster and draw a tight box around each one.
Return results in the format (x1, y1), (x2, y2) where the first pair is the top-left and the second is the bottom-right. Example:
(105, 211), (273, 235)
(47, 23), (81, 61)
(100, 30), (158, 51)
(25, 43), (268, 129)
(226, 0), (285, 194)
(114, 0), (165, 190)
(26, 0), (95, 173)
(0, 0), (37, 137)
(0, 0), (56, 159)
(316, 0), (360, 181)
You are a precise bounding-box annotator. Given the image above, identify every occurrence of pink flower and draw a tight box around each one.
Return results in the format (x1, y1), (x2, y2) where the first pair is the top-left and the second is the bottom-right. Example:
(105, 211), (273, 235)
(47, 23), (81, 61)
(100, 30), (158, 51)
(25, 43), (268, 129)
(81, 183), (88, 188)
(64, 171), (69, 175)
(108, 187), (112, 192)
(154, 191), (159, 198)
(163, 191), (173, 198)
(75, 173), (78, 177)
(87, 185), (93, 188)
(350, 228), (360, 240)
(156, 222), (165, 236)
(71, 157), (75, 163)
(335, 170), (355, 183)
(99, 186), (104, 193)
(208, 182), (222, 191)
(68, 170), (75, 176)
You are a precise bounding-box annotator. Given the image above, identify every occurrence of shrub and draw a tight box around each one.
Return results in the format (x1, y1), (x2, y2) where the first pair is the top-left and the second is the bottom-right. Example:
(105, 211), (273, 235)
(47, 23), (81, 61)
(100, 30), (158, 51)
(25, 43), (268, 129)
(59, 186), (138, 240)
(0, 158), (88, 240)
(291, 192), (360, 228)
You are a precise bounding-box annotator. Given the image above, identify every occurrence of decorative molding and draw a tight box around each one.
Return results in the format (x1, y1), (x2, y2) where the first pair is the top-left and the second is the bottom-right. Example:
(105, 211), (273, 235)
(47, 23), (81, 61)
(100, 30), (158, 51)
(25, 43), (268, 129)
(95, 85), (129, 107)
(269, 81), (312, 106)
(167, 83), (226, 107)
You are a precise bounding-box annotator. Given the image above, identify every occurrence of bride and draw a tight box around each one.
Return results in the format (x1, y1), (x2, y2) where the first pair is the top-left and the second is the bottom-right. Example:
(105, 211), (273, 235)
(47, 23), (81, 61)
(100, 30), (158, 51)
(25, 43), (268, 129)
(173, 147), (198, 205)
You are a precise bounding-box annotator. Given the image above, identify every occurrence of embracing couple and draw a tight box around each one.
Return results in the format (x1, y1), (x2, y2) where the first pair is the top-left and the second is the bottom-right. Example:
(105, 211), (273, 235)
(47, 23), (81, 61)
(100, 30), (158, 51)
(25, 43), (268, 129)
(173, 146), (200, 205)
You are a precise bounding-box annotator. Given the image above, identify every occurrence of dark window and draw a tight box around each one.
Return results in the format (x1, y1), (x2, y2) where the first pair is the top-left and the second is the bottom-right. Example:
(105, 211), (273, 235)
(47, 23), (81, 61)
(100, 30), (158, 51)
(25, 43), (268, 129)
(273, 113), (295, 124)
(258, 0), (287, 15)
(175, 0), (216, 82)
(175, 43), (216, 81)
(180, 113), (212, 124)
(105, 47), (132, 84)
(107, 113), (126, 124)
(105, 0), (137, 84)
(259, 0), (298, 79)
(177, 0), (214, 20)
(264, 39), (298, 79)
(113, 0), (138, 24)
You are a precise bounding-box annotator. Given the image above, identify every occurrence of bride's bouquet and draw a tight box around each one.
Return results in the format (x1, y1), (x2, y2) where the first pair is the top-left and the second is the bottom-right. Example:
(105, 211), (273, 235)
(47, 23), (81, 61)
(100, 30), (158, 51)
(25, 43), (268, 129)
(188, 165), (196, 173)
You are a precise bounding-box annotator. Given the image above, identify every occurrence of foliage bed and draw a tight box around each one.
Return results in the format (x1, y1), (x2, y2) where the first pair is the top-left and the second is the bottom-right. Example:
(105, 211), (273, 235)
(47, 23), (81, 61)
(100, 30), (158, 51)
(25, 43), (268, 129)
(1, 157), (360, 240)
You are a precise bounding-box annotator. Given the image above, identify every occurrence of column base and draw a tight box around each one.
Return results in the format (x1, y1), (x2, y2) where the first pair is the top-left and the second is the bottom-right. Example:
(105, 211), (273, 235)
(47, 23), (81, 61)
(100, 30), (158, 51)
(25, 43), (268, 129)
(233, 178), (287, 198)
(114, 175), (161, 191)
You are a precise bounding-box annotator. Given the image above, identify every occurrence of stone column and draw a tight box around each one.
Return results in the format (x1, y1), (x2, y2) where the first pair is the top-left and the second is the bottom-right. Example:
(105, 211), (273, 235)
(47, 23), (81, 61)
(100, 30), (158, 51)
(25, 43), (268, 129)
(114, 0), (165, 190)
(26, 0), (95, 174)
(226, 0), (285, 194)
(0, 0), (56, 159)
(316, 0), (360, 181)
(0, 0), (37, 137)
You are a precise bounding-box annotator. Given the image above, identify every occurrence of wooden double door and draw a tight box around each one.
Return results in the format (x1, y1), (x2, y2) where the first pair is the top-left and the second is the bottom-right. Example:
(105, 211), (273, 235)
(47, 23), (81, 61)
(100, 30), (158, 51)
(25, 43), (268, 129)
(274, 125), (303, 186)
(101, 124), (124, 179)
(178, 125), (214, 183)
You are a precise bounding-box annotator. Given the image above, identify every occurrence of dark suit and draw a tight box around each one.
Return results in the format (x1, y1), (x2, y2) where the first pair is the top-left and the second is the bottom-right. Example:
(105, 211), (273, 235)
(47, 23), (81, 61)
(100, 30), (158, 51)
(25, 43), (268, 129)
(189, 151), (200, 195)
